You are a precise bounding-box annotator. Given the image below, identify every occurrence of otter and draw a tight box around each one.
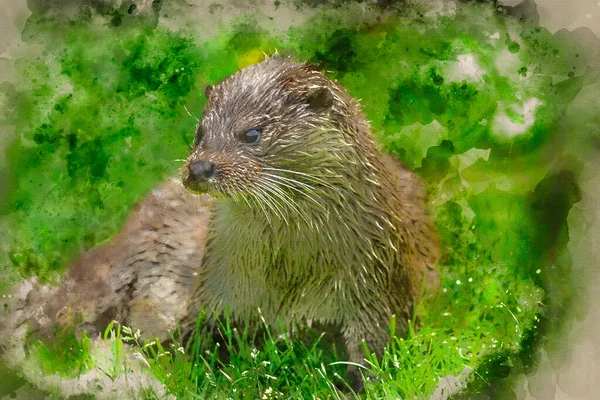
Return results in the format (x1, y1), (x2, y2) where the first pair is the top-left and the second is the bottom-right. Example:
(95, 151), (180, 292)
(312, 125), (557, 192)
(178, 56), (439, 389)
(6, 55), (438, 393)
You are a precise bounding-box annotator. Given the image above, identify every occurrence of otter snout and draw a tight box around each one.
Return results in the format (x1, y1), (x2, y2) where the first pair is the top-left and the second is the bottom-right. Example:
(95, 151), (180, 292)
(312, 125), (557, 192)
(188, 160), (216, 181)
(182, 159), (217, 194)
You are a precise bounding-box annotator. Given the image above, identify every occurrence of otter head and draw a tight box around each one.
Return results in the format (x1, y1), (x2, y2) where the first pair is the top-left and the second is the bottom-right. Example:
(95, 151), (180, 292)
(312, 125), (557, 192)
(182, 56), (364, 208)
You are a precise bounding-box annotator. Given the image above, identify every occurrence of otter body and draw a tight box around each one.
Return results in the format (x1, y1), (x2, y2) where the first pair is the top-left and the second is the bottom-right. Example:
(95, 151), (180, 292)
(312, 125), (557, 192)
(9, 56), (438, 391)
(180, 56), (439, 386)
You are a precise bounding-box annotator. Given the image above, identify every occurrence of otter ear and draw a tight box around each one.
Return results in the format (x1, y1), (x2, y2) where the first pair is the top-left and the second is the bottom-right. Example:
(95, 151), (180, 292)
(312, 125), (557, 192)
(204, 85), (214, 100)
(305, 88), (334, 112)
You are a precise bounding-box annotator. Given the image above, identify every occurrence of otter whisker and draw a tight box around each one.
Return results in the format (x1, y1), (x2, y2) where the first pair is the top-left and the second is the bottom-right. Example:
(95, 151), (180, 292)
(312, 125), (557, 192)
(252, 185), (289, 226)
(261, 173), (328, 213)
(241, 194), (253, 210)
(227, 183), (255, 211)
(262, 167), (337, 190)
(254, 182), (290, 226)
(260, 179), (308, 219)
(262, 166), (333, 185)
(221, 182), (243, 204)
(260, 174), (329, 216)
(255, 177), (311, 226)
(162, 158), (187, 173)
(261, 172), (317, 192)
(183, 104), (199, 122)
(257, 185), (289, 225)
(248, 190), (273, 227)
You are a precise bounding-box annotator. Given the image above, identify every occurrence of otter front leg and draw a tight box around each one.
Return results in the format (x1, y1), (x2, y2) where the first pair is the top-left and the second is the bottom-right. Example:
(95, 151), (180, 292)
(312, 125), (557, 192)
(342, 318), (390, 393)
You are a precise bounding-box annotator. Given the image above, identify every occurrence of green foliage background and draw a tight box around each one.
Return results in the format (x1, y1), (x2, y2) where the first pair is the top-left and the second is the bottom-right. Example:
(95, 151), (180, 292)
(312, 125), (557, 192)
(0, 0), (595, 398)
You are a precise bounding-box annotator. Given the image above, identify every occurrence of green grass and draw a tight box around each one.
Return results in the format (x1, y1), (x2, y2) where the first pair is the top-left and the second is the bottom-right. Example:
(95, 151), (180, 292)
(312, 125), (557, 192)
(0, 1), (591, 398)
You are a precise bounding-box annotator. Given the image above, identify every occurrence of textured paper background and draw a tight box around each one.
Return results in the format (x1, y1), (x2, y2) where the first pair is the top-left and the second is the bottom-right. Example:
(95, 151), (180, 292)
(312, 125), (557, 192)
(0, 1), (598, 398)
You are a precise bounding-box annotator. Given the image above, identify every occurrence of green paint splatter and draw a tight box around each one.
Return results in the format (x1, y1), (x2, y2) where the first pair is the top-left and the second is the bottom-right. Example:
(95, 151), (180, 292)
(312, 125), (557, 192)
(3, 17), (204, 283)
(505, 34), (521, 54)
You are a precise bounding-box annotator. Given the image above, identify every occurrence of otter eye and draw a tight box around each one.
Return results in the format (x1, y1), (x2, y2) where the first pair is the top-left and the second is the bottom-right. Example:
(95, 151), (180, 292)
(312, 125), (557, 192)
(243, 128), (261, 145)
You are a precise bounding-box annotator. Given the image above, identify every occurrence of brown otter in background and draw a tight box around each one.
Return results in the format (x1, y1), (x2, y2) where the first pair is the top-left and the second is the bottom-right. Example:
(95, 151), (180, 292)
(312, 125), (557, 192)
(6, 55), (438, 392)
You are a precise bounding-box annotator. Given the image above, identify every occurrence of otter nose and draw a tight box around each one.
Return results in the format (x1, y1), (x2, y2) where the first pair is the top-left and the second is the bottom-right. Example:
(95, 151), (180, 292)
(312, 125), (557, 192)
(188, 160), (216, 181)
